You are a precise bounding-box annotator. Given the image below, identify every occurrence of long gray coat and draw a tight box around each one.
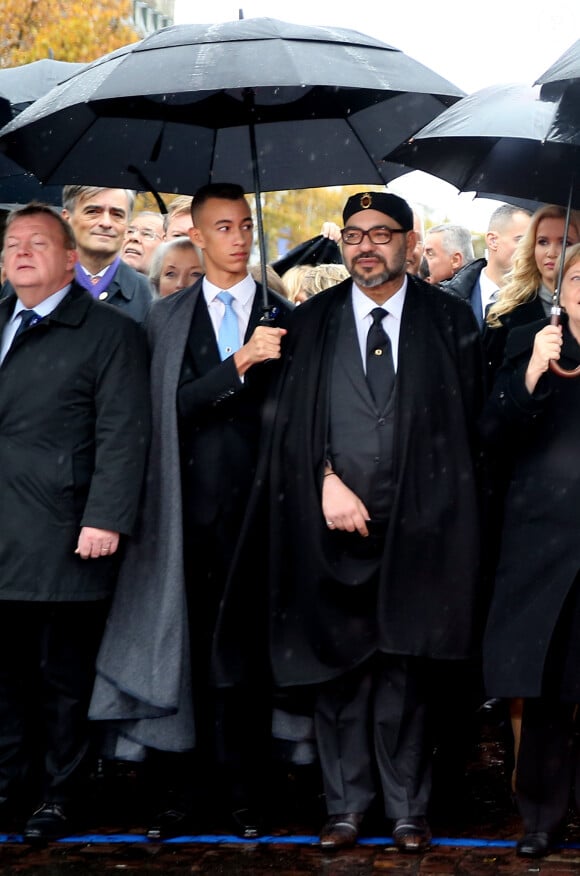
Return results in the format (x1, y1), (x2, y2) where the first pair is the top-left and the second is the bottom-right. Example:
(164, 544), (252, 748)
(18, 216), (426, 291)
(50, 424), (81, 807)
(89, 280), (287, 753)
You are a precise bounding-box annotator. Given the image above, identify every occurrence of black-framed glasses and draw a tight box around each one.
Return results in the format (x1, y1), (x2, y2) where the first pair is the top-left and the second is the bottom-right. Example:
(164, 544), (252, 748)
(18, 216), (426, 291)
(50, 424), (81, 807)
(126, 227), (162, 241)
(340, 225), (407, 246)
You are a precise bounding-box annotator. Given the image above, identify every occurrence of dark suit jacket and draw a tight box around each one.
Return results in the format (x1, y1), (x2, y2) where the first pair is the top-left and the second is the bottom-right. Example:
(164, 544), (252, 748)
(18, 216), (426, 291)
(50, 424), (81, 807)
(177, 282), (293, 528)
(97, 259), (153, 324)
(0, 282), (151, 601)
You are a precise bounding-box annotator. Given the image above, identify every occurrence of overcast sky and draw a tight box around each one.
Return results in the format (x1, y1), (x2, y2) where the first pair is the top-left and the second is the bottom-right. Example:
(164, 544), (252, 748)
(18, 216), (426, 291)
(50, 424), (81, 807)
(173, 0), (580, 230)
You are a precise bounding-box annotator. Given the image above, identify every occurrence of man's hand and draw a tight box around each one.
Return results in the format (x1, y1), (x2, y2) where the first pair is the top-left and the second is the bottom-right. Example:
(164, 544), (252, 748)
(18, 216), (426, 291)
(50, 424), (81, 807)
(525, 324), (562, 393)
(75, 527), (120, 559)
(233, 326), (287, 377)
(322, 473), (370, 537)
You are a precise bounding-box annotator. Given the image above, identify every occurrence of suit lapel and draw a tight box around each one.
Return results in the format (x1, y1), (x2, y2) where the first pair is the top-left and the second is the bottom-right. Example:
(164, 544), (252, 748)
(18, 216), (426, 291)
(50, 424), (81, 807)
(186, 287), (221, 374)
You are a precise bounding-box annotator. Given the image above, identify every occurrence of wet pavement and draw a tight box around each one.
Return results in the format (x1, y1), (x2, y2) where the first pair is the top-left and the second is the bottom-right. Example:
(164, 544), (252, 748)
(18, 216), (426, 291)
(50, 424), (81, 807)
(3, 715), (580, 874)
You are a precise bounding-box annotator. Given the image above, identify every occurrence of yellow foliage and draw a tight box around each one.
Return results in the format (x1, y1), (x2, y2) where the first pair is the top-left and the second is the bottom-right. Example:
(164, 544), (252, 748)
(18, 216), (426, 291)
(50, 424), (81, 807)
(0, 0), (140, 67)
(259, 185), (387, 263)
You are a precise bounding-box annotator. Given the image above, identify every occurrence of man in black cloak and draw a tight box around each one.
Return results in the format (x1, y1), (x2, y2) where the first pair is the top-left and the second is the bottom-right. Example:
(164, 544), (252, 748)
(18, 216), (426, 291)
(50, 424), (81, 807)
(214, 192), (486, 852)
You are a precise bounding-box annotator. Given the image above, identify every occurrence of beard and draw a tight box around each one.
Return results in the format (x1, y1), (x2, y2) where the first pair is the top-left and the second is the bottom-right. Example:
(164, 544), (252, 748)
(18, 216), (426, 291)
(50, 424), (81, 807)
(348, 249), (407, 288)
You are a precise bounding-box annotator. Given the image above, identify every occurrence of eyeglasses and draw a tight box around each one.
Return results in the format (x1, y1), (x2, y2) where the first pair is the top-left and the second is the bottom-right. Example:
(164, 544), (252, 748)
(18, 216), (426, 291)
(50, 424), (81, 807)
(126, 227), (162, 241)
(340, 226), (407, 246)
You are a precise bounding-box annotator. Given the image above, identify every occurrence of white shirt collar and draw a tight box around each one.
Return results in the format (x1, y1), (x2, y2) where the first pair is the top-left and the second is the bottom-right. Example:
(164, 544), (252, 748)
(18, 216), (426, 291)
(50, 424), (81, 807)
(11, 284), (71, 323)
(351, 275), (407, 323)
(479, 268), (499, 310)
(203, 273), (255, 307)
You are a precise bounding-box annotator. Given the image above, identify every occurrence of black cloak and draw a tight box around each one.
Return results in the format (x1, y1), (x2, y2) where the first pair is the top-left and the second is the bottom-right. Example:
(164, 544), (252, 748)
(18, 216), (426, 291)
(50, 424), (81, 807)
(214, 277), (486, 689)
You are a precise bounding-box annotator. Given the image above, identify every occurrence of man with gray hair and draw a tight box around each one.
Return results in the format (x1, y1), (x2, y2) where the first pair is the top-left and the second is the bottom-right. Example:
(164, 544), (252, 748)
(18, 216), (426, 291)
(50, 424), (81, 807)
(423, 223), (474, 285)
(121, 210), (164, 276)
(62, 186), (153, 323)
(442, 204), (531, 329)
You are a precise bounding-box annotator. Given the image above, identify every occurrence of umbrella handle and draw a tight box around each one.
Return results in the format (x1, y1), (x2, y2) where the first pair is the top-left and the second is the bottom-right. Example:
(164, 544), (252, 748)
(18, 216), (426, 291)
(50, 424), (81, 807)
(549, 307), (580, 378)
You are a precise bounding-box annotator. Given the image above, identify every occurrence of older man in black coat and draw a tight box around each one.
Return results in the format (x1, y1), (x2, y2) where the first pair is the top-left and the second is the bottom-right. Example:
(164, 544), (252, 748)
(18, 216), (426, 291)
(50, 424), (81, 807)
(215, 191), (486, 852)
(0, 204), (150, 842)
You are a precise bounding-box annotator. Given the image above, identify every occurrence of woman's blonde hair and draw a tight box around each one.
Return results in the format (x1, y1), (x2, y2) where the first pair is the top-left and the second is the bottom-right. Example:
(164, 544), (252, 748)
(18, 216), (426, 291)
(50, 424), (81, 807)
(486, 204), (580, 327)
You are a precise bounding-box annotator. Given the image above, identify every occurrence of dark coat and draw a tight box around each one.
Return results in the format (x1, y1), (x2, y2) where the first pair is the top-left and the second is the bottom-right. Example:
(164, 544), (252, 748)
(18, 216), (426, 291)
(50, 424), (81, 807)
(483, 295), (546, 381)
(441, 258), (488, 328)
(97, 259), (153, 324)
(482, 318), (580, 699)
(1, 260), (153, 324)
(90, 280), (292, 754)
(441, 258), (487, 304)
(214, 277), (486, 689)
(0, 283), (150, 602)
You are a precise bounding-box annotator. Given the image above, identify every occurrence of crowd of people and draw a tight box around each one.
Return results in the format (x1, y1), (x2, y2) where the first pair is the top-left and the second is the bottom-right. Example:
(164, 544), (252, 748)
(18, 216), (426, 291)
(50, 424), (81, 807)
(0, 182), (579, 861)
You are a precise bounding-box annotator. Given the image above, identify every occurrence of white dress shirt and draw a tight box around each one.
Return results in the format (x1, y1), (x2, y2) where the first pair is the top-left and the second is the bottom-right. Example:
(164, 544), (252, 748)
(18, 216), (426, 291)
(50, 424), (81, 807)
(203, 274), (255, 344)
(0, 285), (71, 365)
(351, 278), (407, 373)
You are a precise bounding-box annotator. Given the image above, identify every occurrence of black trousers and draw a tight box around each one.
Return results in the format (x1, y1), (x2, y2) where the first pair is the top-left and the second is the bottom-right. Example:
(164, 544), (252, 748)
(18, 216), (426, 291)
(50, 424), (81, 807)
(0, 601), (108, 806)
(516, 699), (580, 834)
(169, 513), (271, 810)
(315, 655), (433, 820)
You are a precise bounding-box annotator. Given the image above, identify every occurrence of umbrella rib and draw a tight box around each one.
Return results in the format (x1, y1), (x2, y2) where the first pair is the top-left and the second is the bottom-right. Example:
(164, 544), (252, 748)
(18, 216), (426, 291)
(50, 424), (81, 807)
(344, 115), (390, 184)
(208, 127), (218, 183)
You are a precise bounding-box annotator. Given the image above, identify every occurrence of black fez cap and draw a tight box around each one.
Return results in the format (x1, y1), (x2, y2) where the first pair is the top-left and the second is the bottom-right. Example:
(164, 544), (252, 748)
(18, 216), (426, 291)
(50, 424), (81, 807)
(342, 191), (413, 231)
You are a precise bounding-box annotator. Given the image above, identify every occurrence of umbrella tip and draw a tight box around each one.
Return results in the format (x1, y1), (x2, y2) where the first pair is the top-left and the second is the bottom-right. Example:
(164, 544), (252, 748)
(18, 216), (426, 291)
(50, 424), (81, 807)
(239, 8), (244, 18)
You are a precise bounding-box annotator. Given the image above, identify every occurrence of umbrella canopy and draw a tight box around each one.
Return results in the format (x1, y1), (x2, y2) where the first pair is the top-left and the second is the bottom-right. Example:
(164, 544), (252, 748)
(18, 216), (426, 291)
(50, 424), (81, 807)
(0, 59), (86, 115)
(0, 18), (463, 195)
(0, 59), (85, 207)
(386, 83), (580, 209)
(535, 38), (580, 90)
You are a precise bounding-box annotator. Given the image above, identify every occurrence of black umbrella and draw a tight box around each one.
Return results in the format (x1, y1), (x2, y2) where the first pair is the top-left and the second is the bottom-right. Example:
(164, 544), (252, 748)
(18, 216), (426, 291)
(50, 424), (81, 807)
(387, 82), (580, 377)
(535, 38), (580, 92)
(0, 59), (85, 207)
(0, 59), (85, 115)
(271, 235), (342, 277)
(0, 17), (462, 309)
(387, 83), (580, 208)
(534, 41), (580, 376)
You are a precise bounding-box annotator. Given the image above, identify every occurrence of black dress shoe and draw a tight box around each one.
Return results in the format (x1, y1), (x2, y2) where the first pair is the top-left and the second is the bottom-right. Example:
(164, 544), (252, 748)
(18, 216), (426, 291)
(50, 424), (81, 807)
(516, 832), (554, 858)
(230, 807), (263, 839)
(147, 808), (194, 840)
(24, 803), (71, 844)
(319, 813), (364, 849)
(392, 816), (432, 853)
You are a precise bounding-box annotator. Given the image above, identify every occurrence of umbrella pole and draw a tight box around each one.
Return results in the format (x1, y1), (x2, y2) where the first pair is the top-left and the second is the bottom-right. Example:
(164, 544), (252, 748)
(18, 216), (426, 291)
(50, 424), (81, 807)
(245, 88), (275, 320)
(549, 177), (580, 377)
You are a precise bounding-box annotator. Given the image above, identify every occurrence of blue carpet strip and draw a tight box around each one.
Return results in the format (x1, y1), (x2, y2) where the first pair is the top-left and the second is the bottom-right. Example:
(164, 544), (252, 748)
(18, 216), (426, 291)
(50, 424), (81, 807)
(0, 833), (561, 847)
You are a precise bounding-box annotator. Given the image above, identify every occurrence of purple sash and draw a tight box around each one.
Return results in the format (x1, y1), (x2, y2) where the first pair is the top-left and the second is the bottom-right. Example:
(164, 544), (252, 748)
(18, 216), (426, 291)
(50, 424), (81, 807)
(75, 257), (121, 298)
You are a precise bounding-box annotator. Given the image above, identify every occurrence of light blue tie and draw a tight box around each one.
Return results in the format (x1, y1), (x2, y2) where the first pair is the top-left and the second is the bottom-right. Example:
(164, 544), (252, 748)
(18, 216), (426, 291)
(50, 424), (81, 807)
(216, 291), (240, 360)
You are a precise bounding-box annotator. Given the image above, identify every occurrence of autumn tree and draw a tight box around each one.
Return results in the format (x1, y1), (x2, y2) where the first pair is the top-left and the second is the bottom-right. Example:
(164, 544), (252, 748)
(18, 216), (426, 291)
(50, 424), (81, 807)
(0, 0), (140, 68)
(258, 185), (388, 263)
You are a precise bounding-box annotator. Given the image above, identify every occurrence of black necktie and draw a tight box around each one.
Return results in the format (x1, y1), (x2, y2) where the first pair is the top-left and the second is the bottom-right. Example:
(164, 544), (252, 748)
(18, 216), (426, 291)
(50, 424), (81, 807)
(14, 309), (41, 339)
(366, 307), (395, 410)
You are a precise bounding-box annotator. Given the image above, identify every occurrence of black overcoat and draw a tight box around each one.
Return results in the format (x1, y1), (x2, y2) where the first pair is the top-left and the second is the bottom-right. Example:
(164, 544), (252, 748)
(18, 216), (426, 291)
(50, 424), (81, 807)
(0, 283), (150, 601)
(482, 318), (580, 699)
(214, 277), (486, 689)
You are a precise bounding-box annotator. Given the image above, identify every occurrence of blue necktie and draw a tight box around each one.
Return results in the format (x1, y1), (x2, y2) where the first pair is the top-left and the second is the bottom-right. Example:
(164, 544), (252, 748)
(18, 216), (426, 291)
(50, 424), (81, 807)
(216, 291), (240, 360)
(14, 309), (42, 339)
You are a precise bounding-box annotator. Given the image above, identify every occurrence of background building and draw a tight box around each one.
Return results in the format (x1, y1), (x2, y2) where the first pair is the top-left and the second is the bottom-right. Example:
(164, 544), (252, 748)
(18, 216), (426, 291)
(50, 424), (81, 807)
(133, 0), (174, 35)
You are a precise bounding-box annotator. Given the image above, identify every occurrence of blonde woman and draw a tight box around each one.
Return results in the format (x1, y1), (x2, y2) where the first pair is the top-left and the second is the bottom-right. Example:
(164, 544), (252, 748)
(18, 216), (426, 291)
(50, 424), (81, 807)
(484, 204), (580, 379)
